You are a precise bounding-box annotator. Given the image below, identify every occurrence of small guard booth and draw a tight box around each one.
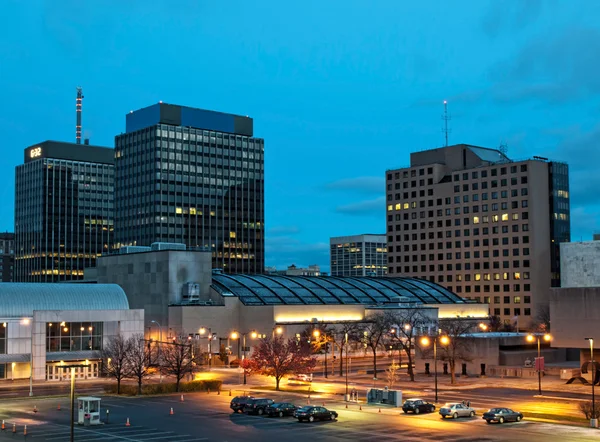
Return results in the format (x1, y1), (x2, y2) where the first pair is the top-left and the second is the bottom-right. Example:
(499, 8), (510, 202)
(77, 397), (102, 426)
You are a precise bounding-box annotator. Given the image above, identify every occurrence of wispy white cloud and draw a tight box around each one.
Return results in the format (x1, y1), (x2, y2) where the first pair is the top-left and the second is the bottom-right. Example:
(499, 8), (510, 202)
(335, 196), (385, 216)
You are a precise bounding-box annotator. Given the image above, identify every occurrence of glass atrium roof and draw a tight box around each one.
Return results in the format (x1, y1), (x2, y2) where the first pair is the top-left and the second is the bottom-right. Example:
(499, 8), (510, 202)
(211, 275), (465, 306)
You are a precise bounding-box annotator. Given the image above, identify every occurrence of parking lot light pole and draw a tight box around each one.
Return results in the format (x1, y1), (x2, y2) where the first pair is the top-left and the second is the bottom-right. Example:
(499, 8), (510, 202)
(421, 333), (449, 404)
(586, 337), (595, 425)
(345, 332), (349, 399)
(527, 333), (552, 396)
(199, 327), (212, 370)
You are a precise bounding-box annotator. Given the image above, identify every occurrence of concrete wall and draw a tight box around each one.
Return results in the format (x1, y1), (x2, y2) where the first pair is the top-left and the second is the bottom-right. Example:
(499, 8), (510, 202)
(560, 241), (600, 288)
(97, 250), (213, 327)
(550, 287), (600, 349)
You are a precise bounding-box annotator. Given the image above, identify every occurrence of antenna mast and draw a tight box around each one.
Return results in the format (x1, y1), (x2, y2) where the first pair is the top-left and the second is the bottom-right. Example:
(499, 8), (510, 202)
(442, 100), (451, 147)
(76, 87), (83, 144)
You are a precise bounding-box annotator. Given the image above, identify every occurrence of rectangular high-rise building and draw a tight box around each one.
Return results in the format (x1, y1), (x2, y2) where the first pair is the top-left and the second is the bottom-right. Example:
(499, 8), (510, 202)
(0, 232), (15, 282)
(385, 144), (569, 327)
(15, 141), (115, 282)
(114, 103), (264, 274)
(330, 234), (388, 277)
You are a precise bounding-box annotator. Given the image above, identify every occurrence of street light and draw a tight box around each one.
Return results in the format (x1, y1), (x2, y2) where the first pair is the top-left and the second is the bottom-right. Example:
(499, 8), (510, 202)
(420, 333), (450, 403)
(150, 320), (163, 383)
(586, 337), (596, 426)
(345, 332), (349, 399)
(199, 327), (213, 370)
(479, 323), (488, 332)
(272, 326), (283, 338)
(526, 333), (552, 395)
(230, 331), (258, 385)
(313, 329), (329, 378)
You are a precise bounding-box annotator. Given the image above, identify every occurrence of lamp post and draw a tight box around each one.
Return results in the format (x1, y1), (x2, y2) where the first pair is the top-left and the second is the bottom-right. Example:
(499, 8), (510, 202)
(420, 333), (449, 403)
(22, 318), (33, 397)
(526, 333), (551, 396)
(586, 337), (596, 427)
(199, 327), (212, 370)
(151, 320), (163, 383)
(313, 329), (328, 378)
(345, 332), (349, 400)
(231, 331), (258, 385)
(272, 325), (283, 339)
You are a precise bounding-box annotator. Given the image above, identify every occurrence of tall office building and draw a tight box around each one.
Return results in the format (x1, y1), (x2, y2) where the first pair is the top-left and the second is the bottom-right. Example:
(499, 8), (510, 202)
(330, 234), (388, 277)
(0, 232), (15, 282)
(114, 103), (264, 274)
(14, 141), (115, 282)
(385, 144), (569, 327)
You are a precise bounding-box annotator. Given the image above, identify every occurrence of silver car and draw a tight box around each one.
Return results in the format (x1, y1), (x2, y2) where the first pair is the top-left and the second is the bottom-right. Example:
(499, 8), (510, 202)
(439, 403), (476, 419)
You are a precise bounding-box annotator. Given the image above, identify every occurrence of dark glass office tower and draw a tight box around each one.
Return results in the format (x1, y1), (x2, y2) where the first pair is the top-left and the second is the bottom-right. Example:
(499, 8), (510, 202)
(548, 161), (570, 287)
(14, 141), (115, 282)
(114, 103), (264, 274)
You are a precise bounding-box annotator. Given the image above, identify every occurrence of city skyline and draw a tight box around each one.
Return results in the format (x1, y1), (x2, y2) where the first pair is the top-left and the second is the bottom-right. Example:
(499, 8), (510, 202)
(1, 1), (600, 272)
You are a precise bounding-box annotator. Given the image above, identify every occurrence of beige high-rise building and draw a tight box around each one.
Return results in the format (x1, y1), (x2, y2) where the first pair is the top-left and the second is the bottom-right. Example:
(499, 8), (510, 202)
(385, 144), (570, 327)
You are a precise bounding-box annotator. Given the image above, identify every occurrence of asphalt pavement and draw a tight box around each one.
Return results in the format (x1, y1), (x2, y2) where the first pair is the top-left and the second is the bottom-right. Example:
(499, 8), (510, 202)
(0, 389), (599, 441)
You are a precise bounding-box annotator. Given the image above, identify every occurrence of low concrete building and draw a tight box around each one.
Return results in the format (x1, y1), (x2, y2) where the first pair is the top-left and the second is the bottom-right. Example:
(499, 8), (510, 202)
(0, 284), (143, 381)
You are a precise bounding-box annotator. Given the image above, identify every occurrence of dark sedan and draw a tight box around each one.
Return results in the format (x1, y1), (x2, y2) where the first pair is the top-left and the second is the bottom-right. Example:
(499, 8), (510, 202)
(230, 395), (254, 413)
(402, 398), (435, 414)
(483, 408), (523, 424)
(265, 402), (298, 417)
(294, 406), (338, 422)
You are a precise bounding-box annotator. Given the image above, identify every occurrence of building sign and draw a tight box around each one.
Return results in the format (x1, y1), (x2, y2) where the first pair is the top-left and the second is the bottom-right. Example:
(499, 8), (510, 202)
(30, 147), (42, 158)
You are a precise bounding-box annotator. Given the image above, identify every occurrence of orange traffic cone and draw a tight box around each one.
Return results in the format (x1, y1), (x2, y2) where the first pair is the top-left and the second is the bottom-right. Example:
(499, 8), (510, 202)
(57, 404), (61, 411)
(229, 390), (232, 396)
(33, 405), (38, 413)
(23, 425), (27, 436)
(359, 405), (362, 411)
(1, 420), (5, 430)
(180, 394), (184, 402)
(125, 418), (130, 427)
(170, 407), (174, 416)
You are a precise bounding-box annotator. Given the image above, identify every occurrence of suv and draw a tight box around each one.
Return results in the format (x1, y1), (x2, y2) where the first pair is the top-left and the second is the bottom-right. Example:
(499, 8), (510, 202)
(243, 398), (275, 415)
(230, 396), (254, 413)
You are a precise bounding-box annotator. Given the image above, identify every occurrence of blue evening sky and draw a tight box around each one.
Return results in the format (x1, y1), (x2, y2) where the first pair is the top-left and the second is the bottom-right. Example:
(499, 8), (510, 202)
(1, 1), (599, 272)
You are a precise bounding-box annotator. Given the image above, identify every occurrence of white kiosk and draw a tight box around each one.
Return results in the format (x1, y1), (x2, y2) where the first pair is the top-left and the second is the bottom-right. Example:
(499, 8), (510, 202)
(77, 397), (102, 426)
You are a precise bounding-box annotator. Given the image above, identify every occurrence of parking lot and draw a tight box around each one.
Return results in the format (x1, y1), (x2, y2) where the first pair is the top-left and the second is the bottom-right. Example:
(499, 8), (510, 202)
(0, 391), (599, 442)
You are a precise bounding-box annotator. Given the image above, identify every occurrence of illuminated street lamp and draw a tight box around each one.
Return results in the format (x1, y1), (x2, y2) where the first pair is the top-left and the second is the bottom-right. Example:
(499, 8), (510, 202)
(585, 337), (596, 427)
(420, 333), (450, 403)
(313, 329), (329, 378)
(199, 327), (213, 370)
(230, 330), (258, 385)
(526, 333), (552, 395)
(479, 323), (488, 332)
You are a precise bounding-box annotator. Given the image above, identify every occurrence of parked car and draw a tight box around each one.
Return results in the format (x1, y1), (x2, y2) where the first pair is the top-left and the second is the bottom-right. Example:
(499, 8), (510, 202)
(483, 408), (523, 424)
(439, 403), (476, 419)
(288, 374), (313, 384)
(294, 406), (338, 422)
(230, 396), (254, 413)
(402, 398), (436, 414)
(243, 398), (275, 415)
(266, 402), (298, 417)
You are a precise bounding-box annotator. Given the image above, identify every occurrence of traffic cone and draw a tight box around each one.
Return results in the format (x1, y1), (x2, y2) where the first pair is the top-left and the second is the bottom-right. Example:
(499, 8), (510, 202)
(57, 404), (61, 411)
(345, 404), (348, 409)
(229, 390), (232, 396)
(218, 390), (221, 395)
(359, 405), (362, 411)
(23, 425), (27, 436)
(33, 405), (38, 413)
(12, 423), (16, 434)
(170, 407), (174, 416)
(379, 408), (381, 413)
(125, 418), (130, 427)
(180, 394), (184, 402)
(1, 420), (5, 430)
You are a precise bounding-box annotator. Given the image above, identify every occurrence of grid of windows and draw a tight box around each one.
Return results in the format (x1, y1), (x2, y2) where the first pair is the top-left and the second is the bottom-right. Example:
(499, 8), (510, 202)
(15, 149), (114, 282)
(0, 233), (14, 282)
(385, 148), (570, 325)
(115, 122), (265, 274)
(45, 322), (104, 352)
(330, 235), (388, 277)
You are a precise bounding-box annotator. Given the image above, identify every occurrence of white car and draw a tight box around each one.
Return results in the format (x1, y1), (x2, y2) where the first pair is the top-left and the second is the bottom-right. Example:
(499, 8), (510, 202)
(439, 403), (476, 419)
(288, 374), (312, 383)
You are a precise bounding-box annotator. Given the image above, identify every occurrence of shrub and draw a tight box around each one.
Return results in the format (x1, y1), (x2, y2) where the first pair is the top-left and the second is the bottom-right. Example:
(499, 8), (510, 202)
(579, 400), (600, 419)
(104, 379), (222, 396)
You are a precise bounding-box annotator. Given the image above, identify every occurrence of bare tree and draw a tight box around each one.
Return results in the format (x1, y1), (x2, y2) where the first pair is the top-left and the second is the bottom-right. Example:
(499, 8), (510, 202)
(330, 322), (361, 376)
(126, 334), (153, 395)
(386, 309), (432, 381)
(488, 315), (503, 332)
(361, 312), (392, 380)
(386, 362), (400, 389)
(438, 319), (475, 384)
(532, 305), (551, 332)
(102, 334), (130, 394)
(160, 338), (196, 392)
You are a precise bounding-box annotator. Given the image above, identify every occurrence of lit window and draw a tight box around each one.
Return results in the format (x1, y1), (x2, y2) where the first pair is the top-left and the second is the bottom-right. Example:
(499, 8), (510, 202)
(514, 272), (521, 280)
(387, 205), (393, 211)
(484, 273), (491, 281)
(473, 216), (480, 224)
(175, 207), (183, 214)
(190, 208), (196, 215)
(230, 232), (236, 239)
(492, 215), (499, 222)
(395, 203), (401, 210)
(403, 203), (409, 209)
(494, 273), (500, 280)
(503, 273), (509, 280)
(514, 296), (521, 304)
(482, 216), (489, 223)
(512, 213), (519, 220)
(456, 274), (462, 281)
(475, 274), (481, 281)
(501, 213), (508, 221)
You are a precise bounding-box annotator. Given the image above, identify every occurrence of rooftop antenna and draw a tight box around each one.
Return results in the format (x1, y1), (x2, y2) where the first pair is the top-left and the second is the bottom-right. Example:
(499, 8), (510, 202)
(499, 141), (508, 157)
(442, 100), (451, 147)
(76, 87), (83, 144)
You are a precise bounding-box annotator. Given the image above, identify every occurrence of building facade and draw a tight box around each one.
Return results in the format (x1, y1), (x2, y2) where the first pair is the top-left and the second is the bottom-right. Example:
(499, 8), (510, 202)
(14, 141), (115, 282)
(114, 103), (265, 274)
(385, 144), (570, 327)
(266, 264), (322, 276)
(0, 233), (15, 282)
(330, 234), (388, 277)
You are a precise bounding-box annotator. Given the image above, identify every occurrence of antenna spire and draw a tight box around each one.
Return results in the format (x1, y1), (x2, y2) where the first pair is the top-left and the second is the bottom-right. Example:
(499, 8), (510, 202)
(76, 87), (83, 144)
(442, 100), (451, 147)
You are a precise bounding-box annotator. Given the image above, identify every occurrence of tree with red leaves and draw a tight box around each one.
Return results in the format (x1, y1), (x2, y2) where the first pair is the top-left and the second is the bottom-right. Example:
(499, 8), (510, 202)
(243, 336), (317, 390)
